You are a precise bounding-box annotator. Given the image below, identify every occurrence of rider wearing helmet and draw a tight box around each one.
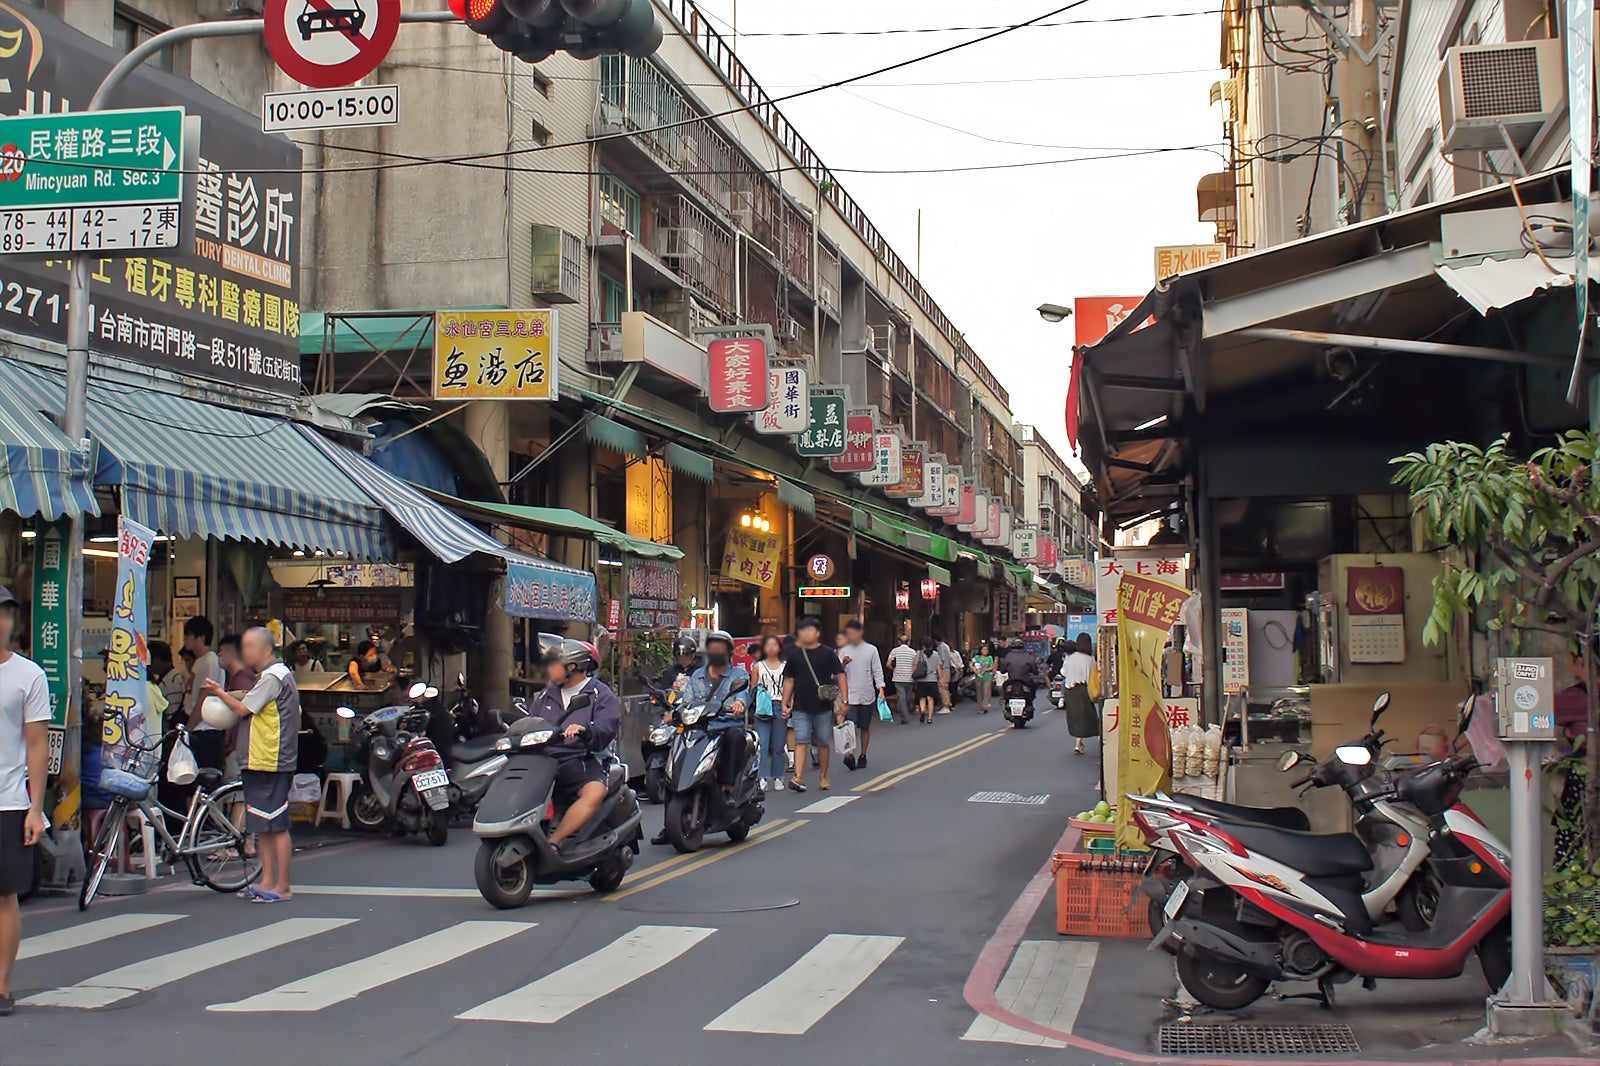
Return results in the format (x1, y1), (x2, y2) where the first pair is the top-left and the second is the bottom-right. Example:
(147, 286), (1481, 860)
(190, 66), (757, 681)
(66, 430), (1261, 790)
(688, 630), (751, 791)
(660, 633), (703, 693)
(999, 637), (1040, 688)
(529, 637), (621, 852)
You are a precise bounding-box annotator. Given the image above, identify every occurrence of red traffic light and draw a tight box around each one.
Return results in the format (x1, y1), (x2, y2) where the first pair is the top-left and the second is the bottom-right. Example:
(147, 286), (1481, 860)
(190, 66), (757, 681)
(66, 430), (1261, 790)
(446, 0), (469, 18)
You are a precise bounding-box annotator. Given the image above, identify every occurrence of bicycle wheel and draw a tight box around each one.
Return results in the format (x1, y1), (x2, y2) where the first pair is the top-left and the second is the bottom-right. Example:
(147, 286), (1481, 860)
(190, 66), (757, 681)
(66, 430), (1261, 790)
(187, 784), (260, 893)
(80, 800), (126, 911)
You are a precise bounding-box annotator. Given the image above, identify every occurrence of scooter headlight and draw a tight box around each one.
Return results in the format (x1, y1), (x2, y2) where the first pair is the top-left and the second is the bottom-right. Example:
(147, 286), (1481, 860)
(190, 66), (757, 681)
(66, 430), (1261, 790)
(695, 747), (718, 777)
(495, 737), (513, 752)
(520, 729), (555, 747)
(648, 726), (673, 743)
(680, 707), (706, 726)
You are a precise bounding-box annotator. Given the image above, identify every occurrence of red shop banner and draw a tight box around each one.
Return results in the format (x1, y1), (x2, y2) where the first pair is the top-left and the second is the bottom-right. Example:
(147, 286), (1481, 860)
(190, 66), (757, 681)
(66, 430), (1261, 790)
(707, 337), (770, 413)
(827, 411), (877, 472)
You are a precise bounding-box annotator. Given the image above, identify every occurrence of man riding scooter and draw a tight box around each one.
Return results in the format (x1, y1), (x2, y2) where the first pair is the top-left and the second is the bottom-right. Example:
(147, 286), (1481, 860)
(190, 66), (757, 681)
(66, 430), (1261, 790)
(998, 638), (1042, 726)
(525, 638), (620, 854)
(650, 631), (750, 845)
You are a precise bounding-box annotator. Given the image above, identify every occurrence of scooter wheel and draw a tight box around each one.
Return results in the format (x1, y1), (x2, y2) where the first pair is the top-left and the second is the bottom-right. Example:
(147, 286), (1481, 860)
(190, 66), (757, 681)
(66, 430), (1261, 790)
(726, 819), (750, 843)
(643, 767), (666, 805)
(589, 858), (628, 894)
(426, 812), (449, 847)
(663, 792), (705, 853)
(474, 841), (533, 909)
(1176, 950), (1269, 1010)
(1012, 718), (1028, 728)
(346, 784), (388, 833)
(1478, 916), (1512, 992)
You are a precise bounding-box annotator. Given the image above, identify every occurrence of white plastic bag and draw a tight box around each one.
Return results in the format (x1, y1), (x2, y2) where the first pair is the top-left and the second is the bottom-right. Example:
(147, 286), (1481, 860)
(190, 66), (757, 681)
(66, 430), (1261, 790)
(165, 738), (198, 786)
(288, 772), (322, 803)
(833, 719), (858, 758)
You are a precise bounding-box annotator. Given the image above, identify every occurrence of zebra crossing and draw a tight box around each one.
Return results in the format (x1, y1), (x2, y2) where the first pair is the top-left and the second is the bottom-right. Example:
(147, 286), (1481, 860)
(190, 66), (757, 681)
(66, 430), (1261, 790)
(16, 911), (910, 1034)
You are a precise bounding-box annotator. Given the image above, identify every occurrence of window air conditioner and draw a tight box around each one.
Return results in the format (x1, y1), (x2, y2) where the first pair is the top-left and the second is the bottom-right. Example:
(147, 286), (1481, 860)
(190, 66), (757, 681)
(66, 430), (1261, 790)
(529, 224), (582, 304)
(783, 317), (803, 341)
(1438, 39), (1565, 154)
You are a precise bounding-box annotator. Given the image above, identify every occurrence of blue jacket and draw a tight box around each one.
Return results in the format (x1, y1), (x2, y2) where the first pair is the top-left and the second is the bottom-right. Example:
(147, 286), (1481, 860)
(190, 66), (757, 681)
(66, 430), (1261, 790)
(529, 676), (621, 759)
(687, 664), (751, 720)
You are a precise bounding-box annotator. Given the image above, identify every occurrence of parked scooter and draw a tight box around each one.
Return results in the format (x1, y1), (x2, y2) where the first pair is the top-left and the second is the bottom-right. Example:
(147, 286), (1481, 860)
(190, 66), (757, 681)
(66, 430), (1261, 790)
(339, 693), (451, 846)
(438, 674), (524, 821)
(1140, 696), (1510, 1010)
(658, 675), (763, 853)
(472, 713), (643, 907)
(1001, 676), (1037, 728)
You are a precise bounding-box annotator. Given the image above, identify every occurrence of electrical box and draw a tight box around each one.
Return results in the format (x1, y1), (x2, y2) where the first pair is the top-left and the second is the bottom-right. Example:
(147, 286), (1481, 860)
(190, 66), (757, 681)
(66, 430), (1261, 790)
(1494, 657), (1558, 741)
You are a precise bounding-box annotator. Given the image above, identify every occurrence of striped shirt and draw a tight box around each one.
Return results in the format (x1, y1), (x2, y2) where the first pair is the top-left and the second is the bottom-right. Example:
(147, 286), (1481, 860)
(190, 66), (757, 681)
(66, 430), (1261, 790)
(886, 644), (919, 684)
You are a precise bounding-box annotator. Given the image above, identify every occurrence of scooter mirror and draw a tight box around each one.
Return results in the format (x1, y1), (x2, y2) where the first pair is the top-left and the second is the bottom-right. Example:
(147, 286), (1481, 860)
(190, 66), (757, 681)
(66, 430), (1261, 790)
(424, 686), (439, 700)
(1276, 750), (1302, 773)
(335, 706), (356, 719)
(728, 677), (750, 694)
(458, 672), (467, 688)
(1457, 693), (1475, 738)
(1370, 692), (1390, 724)
(408, 681), (428, 701)
(1335, 744), (1373, 766)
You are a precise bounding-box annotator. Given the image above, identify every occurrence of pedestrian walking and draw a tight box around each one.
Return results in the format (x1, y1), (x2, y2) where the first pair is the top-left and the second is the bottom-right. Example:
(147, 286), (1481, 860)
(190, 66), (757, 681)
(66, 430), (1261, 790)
(934, 634), (955, 714)
(1061, 633), (1099, 755)
(971, 640), (996, 714)
(885, 634), (918, 724)
(0, 586), (50, 1017)
(752, 635), (789, 791)
(782, 617), (846, 792)
(203, 627), (299, 904)
(914, 639), (941, 723)
(839, 620), (885, 771)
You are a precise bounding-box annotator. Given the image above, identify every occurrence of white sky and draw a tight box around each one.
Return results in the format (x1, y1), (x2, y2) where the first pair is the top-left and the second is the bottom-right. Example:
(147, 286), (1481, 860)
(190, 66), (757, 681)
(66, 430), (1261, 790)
(690, 0), (1225, 459)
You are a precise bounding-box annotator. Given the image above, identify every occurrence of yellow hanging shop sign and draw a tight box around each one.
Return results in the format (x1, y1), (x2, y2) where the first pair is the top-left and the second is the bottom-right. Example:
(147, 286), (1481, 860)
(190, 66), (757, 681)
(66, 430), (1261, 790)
(433, 309), (559, 400)
(1114, 571), (1187, 849)
(722, 524), (782, 590)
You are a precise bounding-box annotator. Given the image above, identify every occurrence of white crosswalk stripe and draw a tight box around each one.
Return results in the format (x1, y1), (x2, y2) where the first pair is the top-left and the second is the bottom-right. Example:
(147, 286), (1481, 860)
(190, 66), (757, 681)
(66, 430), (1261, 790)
(18, 913), (183, 962)
(457, 925), (716, 1024)
(795, 795), (858, 814)
(23, 918), (354, 1010)
(209, 921), (535, 1013)
(962, 940), (1098, 1047)
(705, 933), (903, 1035)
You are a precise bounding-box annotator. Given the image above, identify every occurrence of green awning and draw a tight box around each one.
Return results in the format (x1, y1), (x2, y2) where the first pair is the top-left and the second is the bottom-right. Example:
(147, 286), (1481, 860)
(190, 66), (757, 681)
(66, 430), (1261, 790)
(423, 491), (683, 559)
(928, 564), (952, 586)
(299, 306), (501, 357)
(975, 557), (994, 580)
(856, 507), (957, 562)
(776, 478), (815, 516)
(585, 414), (649, 459)
(662, 442), (714, 483)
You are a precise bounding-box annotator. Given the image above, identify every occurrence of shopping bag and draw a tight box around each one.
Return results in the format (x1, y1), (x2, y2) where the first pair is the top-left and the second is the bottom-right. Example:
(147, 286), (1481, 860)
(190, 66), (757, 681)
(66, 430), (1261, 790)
(876, 697), (893, 722)
(1088, 662), (1102, 702)
(833, 719), (858, 758)
(165, 738), (198, 786)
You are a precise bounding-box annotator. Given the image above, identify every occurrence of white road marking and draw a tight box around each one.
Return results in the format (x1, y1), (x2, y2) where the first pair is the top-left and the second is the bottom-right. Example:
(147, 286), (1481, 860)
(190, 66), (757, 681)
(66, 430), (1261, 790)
(962, 939), (1098, 1047)
(18, 913), (183, 962)
(285, 884), (582, 900)
(795, 795), (859, 814)
(705, 933), (903, 1035)
(23, 918), (354, 1010)
(458, 925), (715, 1024)
(209, 921), (534, 1013)
(967, 791), (1050, 805)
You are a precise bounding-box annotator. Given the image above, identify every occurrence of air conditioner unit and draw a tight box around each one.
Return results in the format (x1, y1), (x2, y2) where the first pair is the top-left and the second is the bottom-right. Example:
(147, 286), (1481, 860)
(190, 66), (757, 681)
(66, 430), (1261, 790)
(783, 317), (803, 342)
(868, 323), (895, 362)
(529, 224), (582, 304)
(1439, 39), (1565, 153)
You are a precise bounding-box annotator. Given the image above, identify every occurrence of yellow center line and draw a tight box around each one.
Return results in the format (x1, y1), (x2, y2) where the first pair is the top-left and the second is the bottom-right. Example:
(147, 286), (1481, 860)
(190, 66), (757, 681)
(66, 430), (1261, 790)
(865, 731), (1007, 793)
(607, 819), (803, 902)
(852, 729), (1002, 793)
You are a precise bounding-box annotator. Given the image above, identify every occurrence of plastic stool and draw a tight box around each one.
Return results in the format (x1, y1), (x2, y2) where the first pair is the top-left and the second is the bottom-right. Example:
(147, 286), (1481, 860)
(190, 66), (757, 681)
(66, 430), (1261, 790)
(318, 772), (362, 829)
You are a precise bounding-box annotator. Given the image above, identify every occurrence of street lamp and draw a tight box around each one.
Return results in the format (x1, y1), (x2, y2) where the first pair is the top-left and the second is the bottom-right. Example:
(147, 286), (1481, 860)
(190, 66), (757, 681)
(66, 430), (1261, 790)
(1037, 302), (1073, 324)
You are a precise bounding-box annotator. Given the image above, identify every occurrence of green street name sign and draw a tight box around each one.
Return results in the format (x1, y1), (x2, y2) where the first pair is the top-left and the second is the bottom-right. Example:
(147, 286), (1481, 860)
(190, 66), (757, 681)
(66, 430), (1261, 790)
(0, 107), (184, 209)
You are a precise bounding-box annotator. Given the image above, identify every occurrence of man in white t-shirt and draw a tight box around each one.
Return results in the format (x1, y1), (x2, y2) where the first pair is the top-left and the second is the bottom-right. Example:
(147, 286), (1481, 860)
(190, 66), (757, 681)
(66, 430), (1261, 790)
(0, 585), (51, 1016)
(181, 616), (226, 770)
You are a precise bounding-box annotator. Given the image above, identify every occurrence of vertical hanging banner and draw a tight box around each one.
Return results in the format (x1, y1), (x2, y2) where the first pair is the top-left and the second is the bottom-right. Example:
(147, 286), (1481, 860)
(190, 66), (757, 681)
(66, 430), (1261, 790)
(858, 431), (903, 487)
(828, 409), (877, 472)
(1114, 570), (1186, 848)
(101, 517), (156, 768)
(1013, 526), (1040, 564)
(957, 492), (988, 533)
(30, 521), (69, 730)
(945, 480), (977, 527)
(930, 468), (962, 517)
(796, 393), (846, 457)
(912, 458), (944, 509)
(886, 445), (925, 498)
(707, 336), (770, 412)
(755, 365), (808, 434)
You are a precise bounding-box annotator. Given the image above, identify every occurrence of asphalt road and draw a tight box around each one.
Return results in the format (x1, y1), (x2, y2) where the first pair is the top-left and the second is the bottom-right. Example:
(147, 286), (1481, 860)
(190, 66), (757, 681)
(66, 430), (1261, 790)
(7, 700), (1113, 1066)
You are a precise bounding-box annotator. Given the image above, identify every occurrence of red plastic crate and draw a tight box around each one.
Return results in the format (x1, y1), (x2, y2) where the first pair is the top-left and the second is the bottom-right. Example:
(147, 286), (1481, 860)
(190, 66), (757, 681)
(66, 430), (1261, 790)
(1051, 852), (1148, 938)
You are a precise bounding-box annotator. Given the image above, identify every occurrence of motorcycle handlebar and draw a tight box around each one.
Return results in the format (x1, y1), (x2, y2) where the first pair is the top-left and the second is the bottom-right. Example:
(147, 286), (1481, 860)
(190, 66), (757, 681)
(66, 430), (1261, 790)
(1289, 770), (1316, 789)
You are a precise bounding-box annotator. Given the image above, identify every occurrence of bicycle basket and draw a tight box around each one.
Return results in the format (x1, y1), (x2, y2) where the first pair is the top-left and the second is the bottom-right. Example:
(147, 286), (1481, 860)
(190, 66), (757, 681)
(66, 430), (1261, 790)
(100, 747), (159, 801)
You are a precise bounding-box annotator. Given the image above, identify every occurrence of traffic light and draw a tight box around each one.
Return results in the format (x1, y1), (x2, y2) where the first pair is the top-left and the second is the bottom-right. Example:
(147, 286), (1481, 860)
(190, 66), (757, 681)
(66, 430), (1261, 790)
(455, 0), (663, 62)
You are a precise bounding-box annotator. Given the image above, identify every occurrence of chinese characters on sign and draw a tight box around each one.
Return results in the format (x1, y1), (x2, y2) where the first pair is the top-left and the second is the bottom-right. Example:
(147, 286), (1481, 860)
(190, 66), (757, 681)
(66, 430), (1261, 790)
(281, 589), (402, 624)
(434, 309), (558, 400)
(929, 468), (961, 517)
(100, 517), (155, 768)
(503, 560), (597, 623)
(754, 365), (808, 434)
(1012, 527), (1039, 564)
(1153, 243), (1226, 278)
(1063, 557), (1093, 589)
(722, 524), (782, 589)
(911, 459), (943, 509)
(806, 554), (835, 582)
(30, 521), (68, 731)
(795, 393), (846, 457)
(1345, 565), (1406, 664)
(894, 583), (910, 610)
(944, 481), (977, 527)
(920, 577), (940, 600)
(706, 336), (769, 412)
(1114, 571), (1187, 848)
(858, 431), (904, 487)
(827, 409), (876, 472)
(886, 446), (924, 498)
(798, 585), (850, 599)
(1095, 555), (1187, 626)
(626, 559), (681, 630)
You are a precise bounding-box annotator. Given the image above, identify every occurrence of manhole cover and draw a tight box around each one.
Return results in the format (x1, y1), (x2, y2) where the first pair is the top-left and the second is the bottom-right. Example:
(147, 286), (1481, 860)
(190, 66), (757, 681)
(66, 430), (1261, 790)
(967, 791), (1049, 805)
(1157, 1023), (1360, 1056)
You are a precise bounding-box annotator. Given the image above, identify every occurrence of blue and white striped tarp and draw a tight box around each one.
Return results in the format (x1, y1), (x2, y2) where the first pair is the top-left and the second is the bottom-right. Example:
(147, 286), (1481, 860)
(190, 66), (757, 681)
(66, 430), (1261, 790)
(0, 379), (98, 521)
(0, 362), (389, 557)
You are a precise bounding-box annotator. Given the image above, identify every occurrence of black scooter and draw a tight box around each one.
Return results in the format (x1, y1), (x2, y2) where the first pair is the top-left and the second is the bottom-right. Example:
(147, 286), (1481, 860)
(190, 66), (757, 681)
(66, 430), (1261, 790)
(638, 681), (678, 805)
(472, 707), (643, 908)
(659, 677), (764, 853)
(1001, 676), (1037, 728)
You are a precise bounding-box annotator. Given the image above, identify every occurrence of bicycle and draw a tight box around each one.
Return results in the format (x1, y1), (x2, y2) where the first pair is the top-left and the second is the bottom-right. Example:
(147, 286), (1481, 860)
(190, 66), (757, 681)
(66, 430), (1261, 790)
(80, 717), (261, 911)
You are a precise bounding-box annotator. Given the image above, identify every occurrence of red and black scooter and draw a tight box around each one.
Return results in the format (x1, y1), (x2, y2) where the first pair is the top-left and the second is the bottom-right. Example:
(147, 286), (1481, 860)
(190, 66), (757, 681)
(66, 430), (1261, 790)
(1141, 697), (1511, 1011)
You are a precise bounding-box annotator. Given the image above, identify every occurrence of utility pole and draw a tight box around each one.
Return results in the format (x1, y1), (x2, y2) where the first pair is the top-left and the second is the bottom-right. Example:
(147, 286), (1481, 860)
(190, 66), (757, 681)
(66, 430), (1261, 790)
(1335, 0), (1384, 223)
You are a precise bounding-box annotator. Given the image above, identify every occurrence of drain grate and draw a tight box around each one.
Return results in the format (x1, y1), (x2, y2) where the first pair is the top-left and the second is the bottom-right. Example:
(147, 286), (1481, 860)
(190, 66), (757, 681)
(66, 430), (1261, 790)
(967, 790), (1049, 805)
(1157, 1023), (1360, 1056)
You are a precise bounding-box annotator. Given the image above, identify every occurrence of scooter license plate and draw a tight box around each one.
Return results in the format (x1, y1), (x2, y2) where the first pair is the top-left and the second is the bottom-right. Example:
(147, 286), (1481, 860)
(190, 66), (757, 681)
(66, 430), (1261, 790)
(1164, 879), (1191, 921)
(413, 769), (450, 792)
(1008, 699), (1027, 713)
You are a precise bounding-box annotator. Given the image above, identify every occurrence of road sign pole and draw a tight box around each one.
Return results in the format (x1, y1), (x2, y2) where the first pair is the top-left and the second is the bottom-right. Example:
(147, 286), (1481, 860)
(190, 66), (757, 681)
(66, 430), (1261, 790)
(59, 8), (455, 834)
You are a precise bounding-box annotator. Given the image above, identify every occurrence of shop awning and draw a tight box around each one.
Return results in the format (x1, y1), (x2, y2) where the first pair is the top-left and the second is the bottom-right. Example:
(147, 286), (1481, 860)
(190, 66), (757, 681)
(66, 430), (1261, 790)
(584, 414), (648, 459)
(0, 386), (98, 521)
(422, 492), (684, 560)
(0, 363), (388, 556)
(662, 442), (714, 483)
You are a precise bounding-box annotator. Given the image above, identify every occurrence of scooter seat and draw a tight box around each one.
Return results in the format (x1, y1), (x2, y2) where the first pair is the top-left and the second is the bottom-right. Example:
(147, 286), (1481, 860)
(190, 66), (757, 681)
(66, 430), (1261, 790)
(1223, 823), (1373, 877)
(605, 762), (625, 794)
(1172, 793), (1310, 832)
(451, 735), (504, 762)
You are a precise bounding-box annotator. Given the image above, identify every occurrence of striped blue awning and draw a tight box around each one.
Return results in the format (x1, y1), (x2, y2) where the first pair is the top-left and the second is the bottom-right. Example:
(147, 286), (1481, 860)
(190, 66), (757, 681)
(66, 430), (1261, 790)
(0, 363), (388, 557)
(0, 384), (98, 521)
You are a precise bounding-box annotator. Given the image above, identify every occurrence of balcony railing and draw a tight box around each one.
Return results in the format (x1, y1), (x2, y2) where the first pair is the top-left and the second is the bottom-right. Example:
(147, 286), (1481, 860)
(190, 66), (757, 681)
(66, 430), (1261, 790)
(651, 193), (736, 313)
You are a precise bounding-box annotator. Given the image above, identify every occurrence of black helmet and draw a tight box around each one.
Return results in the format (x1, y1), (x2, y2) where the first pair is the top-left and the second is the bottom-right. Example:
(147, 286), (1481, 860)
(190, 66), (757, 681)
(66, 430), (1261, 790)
(544, 637), (599, 675)
(1010, 637), (1025, 650)
(673, 634), (698, 658)
(704, 629), (735, 654)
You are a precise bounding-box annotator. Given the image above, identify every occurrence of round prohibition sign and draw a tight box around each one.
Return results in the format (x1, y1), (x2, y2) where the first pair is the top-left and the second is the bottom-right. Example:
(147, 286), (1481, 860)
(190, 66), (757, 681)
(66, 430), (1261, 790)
(264, 0), (401, 89)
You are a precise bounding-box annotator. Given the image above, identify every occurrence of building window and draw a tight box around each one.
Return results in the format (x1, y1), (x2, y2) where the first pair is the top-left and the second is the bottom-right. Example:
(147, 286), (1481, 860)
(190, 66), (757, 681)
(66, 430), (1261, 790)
(598, 169), (642, 236)
(600, 275), (642, 321)
(112, 4), (176, 73)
